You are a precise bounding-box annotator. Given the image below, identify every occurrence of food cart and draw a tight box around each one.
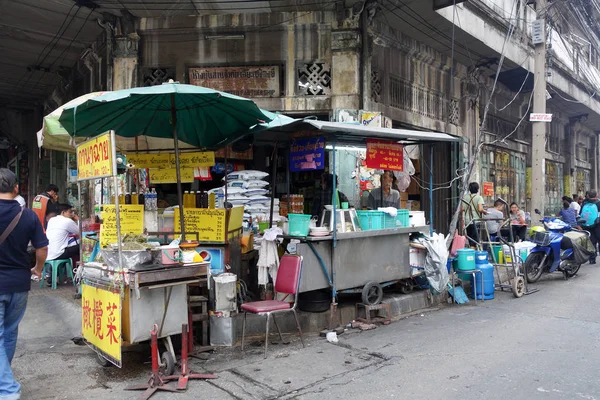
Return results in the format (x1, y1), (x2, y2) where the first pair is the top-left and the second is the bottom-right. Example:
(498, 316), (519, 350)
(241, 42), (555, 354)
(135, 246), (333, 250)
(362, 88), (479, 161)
(57, 83), (273, 371)
(251, 120), (459, 307)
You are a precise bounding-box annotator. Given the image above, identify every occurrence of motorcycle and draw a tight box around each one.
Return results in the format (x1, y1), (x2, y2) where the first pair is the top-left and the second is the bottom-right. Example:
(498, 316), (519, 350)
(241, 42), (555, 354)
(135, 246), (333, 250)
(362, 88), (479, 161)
(524, 209), (594, 283)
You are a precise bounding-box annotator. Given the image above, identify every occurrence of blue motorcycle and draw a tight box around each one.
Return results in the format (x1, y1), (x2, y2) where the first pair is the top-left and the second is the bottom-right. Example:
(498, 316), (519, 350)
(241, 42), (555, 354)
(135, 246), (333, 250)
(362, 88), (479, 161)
(525, 209), (594, 283)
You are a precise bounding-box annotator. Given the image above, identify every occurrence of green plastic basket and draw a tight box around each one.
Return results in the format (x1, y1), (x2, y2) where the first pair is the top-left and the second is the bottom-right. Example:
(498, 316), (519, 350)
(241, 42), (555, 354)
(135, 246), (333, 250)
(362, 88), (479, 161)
(356, 211), (385, 231)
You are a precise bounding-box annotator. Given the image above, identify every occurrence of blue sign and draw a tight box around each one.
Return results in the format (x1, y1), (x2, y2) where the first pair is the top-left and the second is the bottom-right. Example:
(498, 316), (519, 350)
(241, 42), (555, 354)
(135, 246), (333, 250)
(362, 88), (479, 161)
(290, 136), (325, 172)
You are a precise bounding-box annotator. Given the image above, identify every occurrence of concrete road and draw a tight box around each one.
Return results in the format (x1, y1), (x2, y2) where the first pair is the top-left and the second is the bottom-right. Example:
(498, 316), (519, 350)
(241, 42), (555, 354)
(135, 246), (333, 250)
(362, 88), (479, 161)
(12, 263), (600, 400)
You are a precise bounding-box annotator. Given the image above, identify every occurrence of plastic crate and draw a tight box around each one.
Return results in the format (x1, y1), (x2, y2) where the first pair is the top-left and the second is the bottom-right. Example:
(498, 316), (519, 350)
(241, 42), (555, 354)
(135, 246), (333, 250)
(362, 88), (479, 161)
(356, 211), (384, 231)
(288, 213), (311, 236)
(383, 209), (410, 228)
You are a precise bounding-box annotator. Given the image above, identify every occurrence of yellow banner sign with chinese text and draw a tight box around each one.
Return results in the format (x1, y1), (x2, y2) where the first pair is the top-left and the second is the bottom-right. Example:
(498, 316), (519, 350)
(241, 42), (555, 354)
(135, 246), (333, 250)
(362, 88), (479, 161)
(170, 152), (215, 168)
(81, 284), (121, 366)
(175, 208), (227, 242)
(77, 133), (113, 180)
(127, 153), (171, 169)
(100, 205), (144, 247)
(149, 168), (195, 184)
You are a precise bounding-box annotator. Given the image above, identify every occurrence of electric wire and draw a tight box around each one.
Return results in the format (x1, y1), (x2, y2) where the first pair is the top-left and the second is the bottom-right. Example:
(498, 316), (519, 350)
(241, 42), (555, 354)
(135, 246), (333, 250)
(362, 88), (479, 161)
(18, 3), (79, 90)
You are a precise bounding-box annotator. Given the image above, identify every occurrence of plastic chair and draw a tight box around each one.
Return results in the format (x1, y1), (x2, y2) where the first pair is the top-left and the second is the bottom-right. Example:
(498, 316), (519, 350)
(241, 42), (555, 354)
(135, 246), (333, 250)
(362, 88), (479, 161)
(41, 259), (74, 290)
(241, 255), (305, 358)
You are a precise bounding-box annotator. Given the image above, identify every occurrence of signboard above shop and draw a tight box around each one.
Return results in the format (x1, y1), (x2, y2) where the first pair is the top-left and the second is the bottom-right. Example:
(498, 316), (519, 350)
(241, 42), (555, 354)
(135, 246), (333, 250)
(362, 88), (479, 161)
(290, 136), (325, 172)
(366, 139), (404, 171)
(189, 66), (280, 98)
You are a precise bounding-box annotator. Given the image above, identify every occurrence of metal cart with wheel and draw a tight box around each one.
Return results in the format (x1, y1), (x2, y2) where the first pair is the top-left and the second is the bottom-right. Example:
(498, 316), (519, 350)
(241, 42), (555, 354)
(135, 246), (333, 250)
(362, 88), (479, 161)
(470, 198), (538, 298)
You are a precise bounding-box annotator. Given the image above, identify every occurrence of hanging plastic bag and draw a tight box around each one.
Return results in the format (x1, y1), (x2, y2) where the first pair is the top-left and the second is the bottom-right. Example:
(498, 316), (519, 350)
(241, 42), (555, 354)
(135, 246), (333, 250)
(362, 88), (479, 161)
(423, 233), (449, 294)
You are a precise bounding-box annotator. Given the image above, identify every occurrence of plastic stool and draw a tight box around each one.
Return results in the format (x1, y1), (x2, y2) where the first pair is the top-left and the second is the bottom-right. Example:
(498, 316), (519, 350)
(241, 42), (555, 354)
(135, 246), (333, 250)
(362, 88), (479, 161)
(41, 259), (74, 290)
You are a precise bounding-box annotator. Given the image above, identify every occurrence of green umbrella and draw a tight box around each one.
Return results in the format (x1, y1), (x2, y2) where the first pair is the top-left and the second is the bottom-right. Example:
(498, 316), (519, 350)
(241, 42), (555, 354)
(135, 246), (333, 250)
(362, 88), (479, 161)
(58, 82), (273, 238)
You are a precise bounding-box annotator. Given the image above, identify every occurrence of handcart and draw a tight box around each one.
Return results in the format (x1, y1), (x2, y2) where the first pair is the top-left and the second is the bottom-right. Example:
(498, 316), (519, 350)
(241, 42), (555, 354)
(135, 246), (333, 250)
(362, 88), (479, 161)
(472, 198), (538, 298)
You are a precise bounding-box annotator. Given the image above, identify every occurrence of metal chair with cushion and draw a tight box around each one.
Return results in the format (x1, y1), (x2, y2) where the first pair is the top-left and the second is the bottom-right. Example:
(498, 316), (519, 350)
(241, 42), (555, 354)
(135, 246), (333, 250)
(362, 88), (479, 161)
(241, 255), (305, 358)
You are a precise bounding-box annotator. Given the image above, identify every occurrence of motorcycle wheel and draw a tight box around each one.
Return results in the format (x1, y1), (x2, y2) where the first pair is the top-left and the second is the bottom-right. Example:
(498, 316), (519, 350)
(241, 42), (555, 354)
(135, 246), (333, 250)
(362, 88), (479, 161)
(564, 263), (581, 278)
(525, 253), (547, 283)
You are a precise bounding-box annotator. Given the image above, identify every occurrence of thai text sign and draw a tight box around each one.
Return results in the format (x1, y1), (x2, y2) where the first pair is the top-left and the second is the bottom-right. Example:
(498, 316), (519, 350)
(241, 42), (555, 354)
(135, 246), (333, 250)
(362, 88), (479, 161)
(170, 152), (215, 168)
(149, 168), (195, 184)
(529, 113), (552, 122)
(189, 66), (280, 98)
(100, 205), (144, 247)
(175, 208), (226, 242)
(81, 284), (121, 367)
(77, 133), (113, 180)
(366, 139), (404, 171)
(290, 137), (325, 172)
(483, 182), (494, 197)
(127, 153), (170, 169)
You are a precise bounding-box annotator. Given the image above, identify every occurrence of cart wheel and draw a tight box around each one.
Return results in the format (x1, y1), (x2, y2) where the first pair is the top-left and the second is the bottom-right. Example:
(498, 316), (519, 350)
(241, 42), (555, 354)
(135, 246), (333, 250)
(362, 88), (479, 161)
(96, 353), (112, 368)
(512, 276), (525, 298)
(160, 351), (175, 376)
(361, 281), (383, 305)
(399, 280), (414, 294)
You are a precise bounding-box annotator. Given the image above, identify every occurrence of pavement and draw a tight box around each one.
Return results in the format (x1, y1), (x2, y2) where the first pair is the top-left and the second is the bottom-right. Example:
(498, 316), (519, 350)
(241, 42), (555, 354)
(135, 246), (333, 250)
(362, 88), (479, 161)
(11, 263), (600, 400)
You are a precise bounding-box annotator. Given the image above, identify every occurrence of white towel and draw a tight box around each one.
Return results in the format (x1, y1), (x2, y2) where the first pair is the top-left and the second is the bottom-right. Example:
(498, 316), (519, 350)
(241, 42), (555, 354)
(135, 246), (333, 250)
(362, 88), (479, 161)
(257, 231), (281, 285)
(378, 207), (398, 217)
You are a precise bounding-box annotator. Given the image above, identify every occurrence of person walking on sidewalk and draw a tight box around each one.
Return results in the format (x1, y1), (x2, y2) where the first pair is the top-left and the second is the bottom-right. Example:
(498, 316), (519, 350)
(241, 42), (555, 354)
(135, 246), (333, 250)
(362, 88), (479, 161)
(580, 190), (600, 264)
(0, 169), (48, 400)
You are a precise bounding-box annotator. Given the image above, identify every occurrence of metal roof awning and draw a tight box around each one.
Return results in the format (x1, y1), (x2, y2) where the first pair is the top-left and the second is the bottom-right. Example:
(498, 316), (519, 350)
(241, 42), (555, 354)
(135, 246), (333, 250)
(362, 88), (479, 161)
(253, 118), (460, 144)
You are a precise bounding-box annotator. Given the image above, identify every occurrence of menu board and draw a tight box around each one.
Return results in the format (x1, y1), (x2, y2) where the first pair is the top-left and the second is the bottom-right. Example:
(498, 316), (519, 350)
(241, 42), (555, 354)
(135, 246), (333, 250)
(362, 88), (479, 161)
(366, 139), (404, 171)
(77, 133), (113, 180)
(127, 153), (170, 169)
(149, 168), (195, 184)
(100, 205), (144, 247)
(175, 208), (227, 242)
(170, 152), (215, 168)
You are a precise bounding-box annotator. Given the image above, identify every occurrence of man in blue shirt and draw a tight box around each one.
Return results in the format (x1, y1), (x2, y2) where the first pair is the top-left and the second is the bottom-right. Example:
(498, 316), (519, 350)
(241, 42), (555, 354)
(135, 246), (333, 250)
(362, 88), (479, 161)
(0, 169), (48, 400)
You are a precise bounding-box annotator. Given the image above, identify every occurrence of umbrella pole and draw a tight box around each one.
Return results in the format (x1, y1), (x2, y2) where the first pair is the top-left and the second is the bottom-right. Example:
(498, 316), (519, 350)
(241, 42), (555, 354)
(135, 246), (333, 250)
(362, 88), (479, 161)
(269, 143), (278, 227)
(171, 93), (186, 241)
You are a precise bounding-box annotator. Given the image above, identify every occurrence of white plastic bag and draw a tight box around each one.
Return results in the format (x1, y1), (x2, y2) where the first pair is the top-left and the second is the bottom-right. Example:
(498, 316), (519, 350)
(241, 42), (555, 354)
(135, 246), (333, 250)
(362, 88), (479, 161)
(422, 233), (449, 294)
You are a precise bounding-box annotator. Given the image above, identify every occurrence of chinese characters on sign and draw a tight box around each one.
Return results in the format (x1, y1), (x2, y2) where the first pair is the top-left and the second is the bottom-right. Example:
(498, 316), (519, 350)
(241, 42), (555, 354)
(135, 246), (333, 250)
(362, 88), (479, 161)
(483, 182), (494, 197)
(366, 139), (404, 171)
(76, 133), (113, 180)
(82, 284), (121, 366)
(189, 66), (280, 98)
(99, 205), (144, 247)
(290, 137), (325, 172)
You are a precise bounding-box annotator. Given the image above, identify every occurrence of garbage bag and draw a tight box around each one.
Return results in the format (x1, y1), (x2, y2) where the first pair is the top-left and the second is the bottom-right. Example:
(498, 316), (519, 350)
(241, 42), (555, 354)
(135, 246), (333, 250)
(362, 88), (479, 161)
(563, 230), (596, 265)
(422, 233), (449, 294)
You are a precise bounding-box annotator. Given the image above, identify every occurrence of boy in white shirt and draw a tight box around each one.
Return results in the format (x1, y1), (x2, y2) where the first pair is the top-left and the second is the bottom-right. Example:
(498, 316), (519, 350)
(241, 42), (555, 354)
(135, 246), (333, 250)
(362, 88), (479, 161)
(46, 203), (80, 263)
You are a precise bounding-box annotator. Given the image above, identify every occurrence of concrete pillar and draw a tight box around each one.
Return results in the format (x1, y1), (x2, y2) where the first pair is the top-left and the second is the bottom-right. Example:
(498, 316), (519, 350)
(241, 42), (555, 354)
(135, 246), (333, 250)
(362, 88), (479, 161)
(113, 34), (140, 90)
(330, 29), (361, 111)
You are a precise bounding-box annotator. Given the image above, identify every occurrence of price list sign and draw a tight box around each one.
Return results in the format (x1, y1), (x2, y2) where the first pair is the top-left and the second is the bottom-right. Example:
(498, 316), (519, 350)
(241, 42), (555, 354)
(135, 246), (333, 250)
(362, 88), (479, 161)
(76, 133), (113, 180)
(100, 204), (144, 247)
(175, 208), (227, 242)
(366, 139), (404, 171)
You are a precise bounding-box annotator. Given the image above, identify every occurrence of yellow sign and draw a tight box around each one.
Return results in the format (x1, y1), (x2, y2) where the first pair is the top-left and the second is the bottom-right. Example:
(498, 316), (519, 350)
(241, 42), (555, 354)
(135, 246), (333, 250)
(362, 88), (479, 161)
(149, 168), (195, 184)
(127, 153), (171, 169)
(100, 204), (144, 247)
(77, 133), (113, 180)
(175, 208), (227, 242)
(82, 284), (122, 366)
(170, 152), (215, 168)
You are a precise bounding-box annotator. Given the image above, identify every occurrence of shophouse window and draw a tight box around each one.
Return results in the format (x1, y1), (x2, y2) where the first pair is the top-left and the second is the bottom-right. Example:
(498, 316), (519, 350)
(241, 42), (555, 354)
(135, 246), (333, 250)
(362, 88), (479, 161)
(546, 122), (560, 153)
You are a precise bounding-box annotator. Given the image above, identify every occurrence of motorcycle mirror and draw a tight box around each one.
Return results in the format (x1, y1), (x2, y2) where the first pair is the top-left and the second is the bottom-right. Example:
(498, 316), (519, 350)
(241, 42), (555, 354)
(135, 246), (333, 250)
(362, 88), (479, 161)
(535, 209), (541, 215)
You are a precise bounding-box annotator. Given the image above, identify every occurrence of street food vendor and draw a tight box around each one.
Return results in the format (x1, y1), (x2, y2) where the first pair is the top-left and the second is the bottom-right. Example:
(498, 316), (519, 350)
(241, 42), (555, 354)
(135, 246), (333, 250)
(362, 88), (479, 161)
(368, 170), (400, 209)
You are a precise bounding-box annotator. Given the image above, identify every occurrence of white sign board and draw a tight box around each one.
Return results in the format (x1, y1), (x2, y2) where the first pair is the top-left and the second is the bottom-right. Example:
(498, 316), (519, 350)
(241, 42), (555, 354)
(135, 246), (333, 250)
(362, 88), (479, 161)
(530, 113), (553, 122)
(532, 20), (545, 45)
